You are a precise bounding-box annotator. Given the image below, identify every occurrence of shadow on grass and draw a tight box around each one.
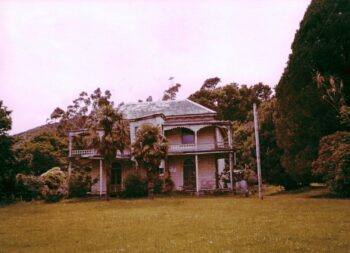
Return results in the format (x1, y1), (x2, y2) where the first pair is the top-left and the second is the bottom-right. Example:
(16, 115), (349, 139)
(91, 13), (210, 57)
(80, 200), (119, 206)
(268, 184), (350, 199)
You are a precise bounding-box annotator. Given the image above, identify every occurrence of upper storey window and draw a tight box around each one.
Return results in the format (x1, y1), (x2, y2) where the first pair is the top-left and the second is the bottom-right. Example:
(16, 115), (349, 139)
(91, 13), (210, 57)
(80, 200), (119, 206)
(182, 128), (195, 144)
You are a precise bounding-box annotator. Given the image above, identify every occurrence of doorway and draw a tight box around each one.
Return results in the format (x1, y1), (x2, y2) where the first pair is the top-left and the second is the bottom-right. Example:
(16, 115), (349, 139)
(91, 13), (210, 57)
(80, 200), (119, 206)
(183, 158), (196, 191)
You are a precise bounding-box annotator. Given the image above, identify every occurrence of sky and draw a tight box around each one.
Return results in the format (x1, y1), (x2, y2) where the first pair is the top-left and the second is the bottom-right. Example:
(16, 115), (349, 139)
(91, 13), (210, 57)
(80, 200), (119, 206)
(0, 0), (311, 134)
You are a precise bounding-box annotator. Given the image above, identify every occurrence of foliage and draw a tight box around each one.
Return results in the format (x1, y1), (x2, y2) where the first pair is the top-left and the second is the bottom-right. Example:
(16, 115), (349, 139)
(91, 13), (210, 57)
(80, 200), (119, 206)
(14, 131), (68, 175)
(153, 178), (164, 194)
(40, 167), (68, 202)
(51, 88), (129, 199)
(69, 167), (94, 198)
(275, 0), (350, 186)
(132, 124), (168, 197)
(200, 77), (221, 90)
(15, 167), (68, 202)
(189, 82), (272, 121)
(15, 174), (44, 201)
(243, 169), (258, 187)
(123, 173), (148, 198)
(164, 176), (175, 193)
(0, 100), (17, 203)
(162, 83), (181, 101)
(312, 132), (350, 197)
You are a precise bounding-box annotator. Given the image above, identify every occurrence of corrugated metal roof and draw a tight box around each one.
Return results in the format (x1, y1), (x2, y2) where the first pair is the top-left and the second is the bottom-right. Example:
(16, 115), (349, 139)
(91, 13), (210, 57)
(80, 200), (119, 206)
(119, 99), (216, 120)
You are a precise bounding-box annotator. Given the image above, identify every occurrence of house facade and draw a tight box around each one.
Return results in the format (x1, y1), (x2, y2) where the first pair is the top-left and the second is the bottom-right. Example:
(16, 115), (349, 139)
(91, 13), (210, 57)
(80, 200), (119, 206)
(68, 99), (234, 195)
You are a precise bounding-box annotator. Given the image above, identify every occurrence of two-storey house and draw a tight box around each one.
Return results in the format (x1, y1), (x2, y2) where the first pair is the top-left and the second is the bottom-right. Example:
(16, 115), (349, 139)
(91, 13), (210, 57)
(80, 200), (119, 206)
(68, 99), (234, 195)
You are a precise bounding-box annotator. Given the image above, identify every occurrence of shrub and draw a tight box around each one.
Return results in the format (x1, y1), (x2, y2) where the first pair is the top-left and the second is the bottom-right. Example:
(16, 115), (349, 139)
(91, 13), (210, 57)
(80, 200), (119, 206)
(69, 167), (93, 198)
(40, 167), (68, 202)
(164, 177), (175, 193)
(312, 132), (350, 197)
(153, 178), (163, 194)
(124, 173), (148, 198)
(244, 169), (258, 187)
(16, 173), (44, 201)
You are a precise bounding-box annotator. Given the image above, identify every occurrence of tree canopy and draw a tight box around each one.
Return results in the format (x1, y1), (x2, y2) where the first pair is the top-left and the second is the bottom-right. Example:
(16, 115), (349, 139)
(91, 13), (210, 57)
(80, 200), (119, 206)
(275, 0), (350, 185)
(0, 101), (17, 202)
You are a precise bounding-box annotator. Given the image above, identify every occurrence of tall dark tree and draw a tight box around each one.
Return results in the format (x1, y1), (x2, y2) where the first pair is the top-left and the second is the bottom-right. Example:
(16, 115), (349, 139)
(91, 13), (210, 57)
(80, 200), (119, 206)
(0, 101), (17, 202)
(275, 0), (350, 186)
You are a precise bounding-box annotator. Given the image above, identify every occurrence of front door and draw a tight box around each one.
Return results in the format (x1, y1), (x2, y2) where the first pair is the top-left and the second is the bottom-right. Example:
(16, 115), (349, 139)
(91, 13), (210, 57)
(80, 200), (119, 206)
(111, 162), (122, 192)
(183, 158), (196, 191)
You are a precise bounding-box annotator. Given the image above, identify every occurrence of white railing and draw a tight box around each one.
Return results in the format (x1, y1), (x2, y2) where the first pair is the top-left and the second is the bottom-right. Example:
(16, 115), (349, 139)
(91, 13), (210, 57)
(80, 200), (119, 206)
(70, 149), (131, 158)
(71, 149), (98, 157)
(70, 142), (230, 157)
(168, 142), (230, 153)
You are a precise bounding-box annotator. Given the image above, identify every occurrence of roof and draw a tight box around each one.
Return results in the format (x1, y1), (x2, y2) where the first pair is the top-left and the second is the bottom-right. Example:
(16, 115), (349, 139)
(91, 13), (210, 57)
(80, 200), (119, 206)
(119, 99), (216, 120)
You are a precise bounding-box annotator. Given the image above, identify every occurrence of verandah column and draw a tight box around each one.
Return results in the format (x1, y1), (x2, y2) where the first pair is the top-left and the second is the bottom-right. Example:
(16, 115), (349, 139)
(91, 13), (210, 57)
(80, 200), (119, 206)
(195, 154), (199, 193)
(229, 153), (233, 191)
(99, 159), (103, 196)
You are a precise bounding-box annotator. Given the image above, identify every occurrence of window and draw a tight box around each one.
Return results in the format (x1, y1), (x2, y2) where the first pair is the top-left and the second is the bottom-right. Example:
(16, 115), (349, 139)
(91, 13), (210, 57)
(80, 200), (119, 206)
(182, 128), (195, 144)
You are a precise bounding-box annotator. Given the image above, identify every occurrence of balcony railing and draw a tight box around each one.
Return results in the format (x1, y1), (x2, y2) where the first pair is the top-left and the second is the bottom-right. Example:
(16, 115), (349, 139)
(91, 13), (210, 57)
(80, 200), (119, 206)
(70, 149), (131, 158)
(70, 149), (98, 157)
(70, 142), (230, 157)
(168, 142), (231, 153)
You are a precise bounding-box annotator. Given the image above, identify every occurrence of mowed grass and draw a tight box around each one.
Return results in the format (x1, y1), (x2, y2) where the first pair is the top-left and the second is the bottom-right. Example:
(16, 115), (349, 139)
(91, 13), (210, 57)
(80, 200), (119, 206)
(0, 188), (350, 253)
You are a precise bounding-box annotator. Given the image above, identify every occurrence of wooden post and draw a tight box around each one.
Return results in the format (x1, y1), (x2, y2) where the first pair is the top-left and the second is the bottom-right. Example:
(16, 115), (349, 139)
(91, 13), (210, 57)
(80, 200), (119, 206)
(195, 154), (199, 194)
(68, 134), (73, 157)
(99, 159), (103, 197)
(68, 160), (72, 197)
(253, 103), (263, 200)
(194, 131), (198, 151)
(229, 153), (233, 191)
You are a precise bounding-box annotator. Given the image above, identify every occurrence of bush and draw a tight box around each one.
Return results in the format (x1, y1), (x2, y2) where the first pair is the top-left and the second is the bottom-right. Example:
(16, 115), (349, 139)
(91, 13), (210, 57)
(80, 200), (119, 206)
(40, 167), (68, 202)
(244, 169), (258, 186)
(15, 167), (68, 203)
(124, 173), (148, 198)
(16, 173), (44, 201)
(164, 177), (174, 193)
(312, 132), (350, 197)
(69, 167), (93, 198)
(153, 178), (164, 194)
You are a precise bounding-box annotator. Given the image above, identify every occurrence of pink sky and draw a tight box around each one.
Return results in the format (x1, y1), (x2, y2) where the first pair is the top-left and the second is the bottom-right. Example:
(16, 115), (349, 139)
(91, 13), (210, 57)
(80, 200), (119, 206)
(0, 0), (311, 134)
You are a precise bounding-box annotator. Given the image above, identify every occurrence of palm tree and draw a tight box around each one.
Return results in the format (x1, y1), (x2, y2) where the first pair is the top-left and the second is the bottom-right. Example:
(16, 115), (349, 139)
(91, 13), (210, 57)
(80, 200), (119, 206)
(89, 103), (128, 199)
(132, 124), (168, 198)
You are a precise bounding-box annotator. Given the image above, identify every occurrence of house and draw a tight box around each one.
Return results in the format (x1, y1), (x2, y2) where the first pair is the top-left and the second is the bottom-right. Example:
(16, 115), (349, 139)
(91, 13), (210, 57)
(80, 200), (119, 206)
(68, 99), (234, 195)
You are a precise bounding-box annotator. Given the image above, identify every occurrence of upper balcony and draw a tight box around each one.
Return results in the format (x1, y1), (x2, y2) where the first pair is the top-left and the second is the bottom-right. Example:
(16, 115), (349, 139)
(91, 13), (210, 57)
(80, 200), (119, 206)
(168, 141), (231, 155)
(68, 121), (233, 158)
(70, 149), (131, 159)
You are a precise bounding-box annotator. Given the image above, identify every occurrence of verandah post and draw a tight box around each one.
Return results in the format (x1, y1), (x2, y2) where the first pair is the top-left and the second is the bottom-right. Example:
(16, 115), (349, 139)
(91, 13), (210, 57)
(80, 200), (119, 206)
(99, 159), (103, 197)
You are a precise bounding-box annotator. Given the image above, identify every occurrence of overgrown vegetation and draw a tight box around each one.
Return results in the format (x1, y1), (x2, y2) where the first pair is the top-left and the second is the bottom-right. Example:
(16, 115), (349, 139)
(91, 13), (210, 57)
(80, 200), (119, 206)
(16, 167), (68, 203)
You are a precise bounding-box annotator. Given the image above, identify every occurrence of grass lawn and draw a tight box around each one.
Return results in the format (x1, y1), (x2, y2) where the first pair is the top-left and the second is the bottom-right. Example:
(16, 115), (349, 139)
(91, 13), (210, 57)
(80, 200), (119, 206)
(0, 187), (349, 253)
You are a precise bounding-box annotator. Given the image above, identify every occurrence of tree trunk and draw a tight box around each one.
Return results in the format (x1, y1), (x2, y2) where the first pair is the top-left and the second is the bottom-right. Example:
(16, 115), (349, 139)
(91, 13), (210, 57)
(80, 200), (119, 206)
(147, 169), (155, 199)
(105, 162), (111, 200)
